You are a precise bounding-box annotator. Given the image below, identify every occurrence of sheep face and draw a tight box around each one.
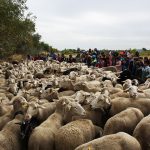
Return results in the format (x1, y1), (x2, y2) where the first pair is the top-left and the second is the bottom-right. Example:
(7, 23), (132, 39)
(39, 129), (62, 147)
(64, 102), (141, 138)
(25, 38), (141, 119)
(87, 74), (96, 81)
(90, 94), (111, 110)
(68, 102), (86, 116)
(24, 102), (45, 120)
(128, 86), (138, 99)
(132, 79), (139, 86)
(74, 91), (90, 103)
(123, 79), (132, 86)
(74, 82), (87, 91)
(144, 79), (150, 88)
(40, 88), (58, 100)
(85, 93), (96, 104)
(60, 98), (86, 116)
(69, 71), (78, 80)
(9, 96), (28, 113)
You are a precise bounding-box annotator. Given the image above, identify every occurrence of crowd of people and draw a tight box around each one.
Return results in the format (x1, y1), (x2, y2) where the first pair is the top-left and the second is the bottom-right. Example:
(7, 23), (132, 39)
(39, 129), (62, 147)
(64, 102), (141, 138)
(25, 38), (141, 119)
(27, 48), (150, 83)
(57, 49), (150, 83)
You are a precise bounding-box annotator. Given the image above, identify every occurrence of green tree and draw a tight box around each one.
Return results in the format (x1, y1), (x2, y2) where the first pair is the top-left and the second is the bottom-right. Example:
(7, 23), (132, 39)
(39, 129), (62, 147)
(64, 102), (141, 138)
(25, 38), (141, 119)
(142, 48), (147, 51)
(0, 0), (35, 56)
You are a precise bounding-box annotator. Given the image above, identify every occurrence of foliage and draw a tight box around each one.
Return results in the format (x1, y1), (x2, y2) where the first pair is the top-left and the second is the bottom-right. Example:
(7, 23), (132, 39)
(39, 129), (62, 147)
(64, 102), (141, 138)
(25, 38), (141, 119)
(140, 50), (150, 57)
(0, 0), (36, 55)
(0, 0), (55, 57)
(130, 48), (137, 55)
(142, 48), (147, 51)
(61, 49), (77, 55)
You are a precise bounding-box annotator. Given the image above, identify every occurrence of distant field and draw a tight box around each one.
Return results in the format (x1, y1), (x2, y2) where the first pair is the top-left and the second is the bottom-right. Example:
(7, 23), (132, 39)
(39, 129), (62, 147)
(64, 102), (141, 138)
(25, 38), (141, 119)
(140, 51), (150, 57)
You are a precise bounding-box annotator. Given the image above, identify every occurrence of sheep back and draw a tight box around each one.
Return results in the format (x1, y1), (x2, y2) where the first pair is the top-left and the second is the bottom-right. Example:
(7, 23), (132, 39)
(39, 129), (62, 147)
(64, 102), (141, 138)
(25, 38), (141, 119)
(104, 107), (144, 135)
(55, 119), (96, 150)
(75, 132), (141, 150)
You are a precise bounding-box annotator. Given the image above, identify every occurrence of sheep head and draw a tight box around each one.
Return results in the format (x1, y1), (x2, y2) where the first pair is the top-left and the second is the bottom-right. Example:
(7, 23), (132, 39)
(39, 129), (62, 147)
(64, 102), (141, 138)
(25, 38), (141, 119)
(24, 102), (45, 120)
(74, 91), (91, 104)
(9, 96), (28, 113)
(90, 94), (111, 111)
(56, 98), (86, 117)
(124, 85), (141, 99)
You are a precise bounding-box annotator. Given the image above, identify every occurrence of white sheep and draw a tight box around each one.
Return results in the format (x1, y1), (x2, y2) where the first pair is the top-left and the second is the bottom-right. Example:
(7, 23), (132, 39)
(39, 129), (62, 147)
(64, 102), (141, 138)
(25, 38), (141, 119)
(110, 97), (150, 116)
(55, 119), (103, 150)
(133, 114), (150, 150)
(75, 132), (141, 150)
(27, 98), (86, 150)
(104, 107), (144, 135)
(24, 101), (56, 123)
(0, 111), (25, 150)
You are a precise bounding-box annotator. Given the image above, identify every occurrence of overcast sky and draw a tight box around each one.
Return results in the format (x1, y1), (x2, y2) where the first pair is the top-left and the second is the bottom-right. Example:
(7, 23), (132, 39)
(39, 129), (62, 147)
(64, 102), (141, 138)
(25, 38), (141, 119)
(26, 0), (150, 50)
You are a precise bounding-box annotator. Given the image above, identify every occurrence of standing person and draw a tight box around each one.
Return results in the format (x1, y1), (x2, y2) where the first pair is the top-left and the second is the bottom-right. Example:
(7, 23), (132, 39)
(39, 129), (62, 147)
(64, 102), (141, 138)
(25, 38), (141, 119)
(27, 54), (31, 60)
(99, 55), (105, 68)
(52, 53), (57, 60)
(135, 60), (144, 83)
(81, 52), (87, 63)
(115, 57), (122, 71)
(60, 54), (66, 62)
(103, 55), (107, 67)
(127, 51), (131, 58)
(122, 57), (129, 71)
(109, 51), (113, 66)
(67, 54), (73, 63)
(56, 53), (61, 62)
(112, 51), (117, 65)
(75, 53), (81, 63)
(135, 51), (140, 57)
(91, 55), (97, 66)
(86, 54), (92, 67)
(88, 49), (92, 55)
(141, 60), (150, 82)
(128, 56), (136, 79)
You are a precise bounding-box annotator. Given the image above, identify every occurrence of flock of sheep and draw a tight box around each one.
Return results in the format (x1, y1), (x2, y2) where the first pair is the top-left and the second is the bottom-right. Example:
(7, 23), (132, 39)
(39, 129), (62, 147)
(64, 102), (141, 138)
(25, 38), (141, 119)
(0, 59), (150, 150)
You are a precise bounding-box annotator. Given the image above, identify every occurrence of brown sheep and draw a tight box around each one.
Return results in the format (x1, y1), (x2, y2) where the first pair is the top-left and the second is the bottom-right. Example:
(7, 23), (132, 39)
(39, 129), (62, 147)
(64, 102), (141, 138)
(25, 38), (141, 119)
(104, 107), (144, 135)
(24, 101), (56, 123)
(55, 119), (103, 150)
(27, 98), (86, 150)
(0, 96), (28, 130)
(72, 105), (107, 127)
(74, 81), (101, 93)
(133, 115), (150, 150)
(75, 132), (142, 150)
(110, 97), (150, 116)
(70, 92), (111, 127)
(0, 113), (24, 150)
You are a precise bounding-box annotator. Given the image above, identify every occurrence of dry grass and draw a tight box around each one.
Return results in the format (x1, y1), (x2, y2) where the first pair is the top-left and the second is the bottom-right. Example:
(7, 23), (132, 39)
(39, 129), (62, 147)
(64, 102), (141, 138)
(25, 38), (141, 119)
(8, 54), (24, 61)
(140, 51), (150, 58)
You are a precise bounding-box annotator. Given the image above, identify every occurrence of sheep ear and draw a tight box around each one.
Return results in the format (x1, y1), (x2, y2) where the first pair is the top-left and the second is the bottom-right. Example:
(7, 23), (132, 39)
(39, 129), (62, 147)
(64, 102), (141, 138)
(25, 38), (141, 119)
(62, 101), (66, 105)
(105, 97), (111, 105)
(22, 103), (29, 108)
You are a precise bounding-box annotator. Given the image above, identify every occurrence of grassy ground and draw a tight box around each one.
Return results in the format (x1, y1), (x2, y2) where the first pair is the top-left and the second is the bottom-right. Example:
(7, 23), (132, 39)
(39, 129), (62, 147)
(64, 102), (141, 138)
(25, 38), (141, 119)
(8, 54), (25, 61)
(140, 51), (150, 57)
